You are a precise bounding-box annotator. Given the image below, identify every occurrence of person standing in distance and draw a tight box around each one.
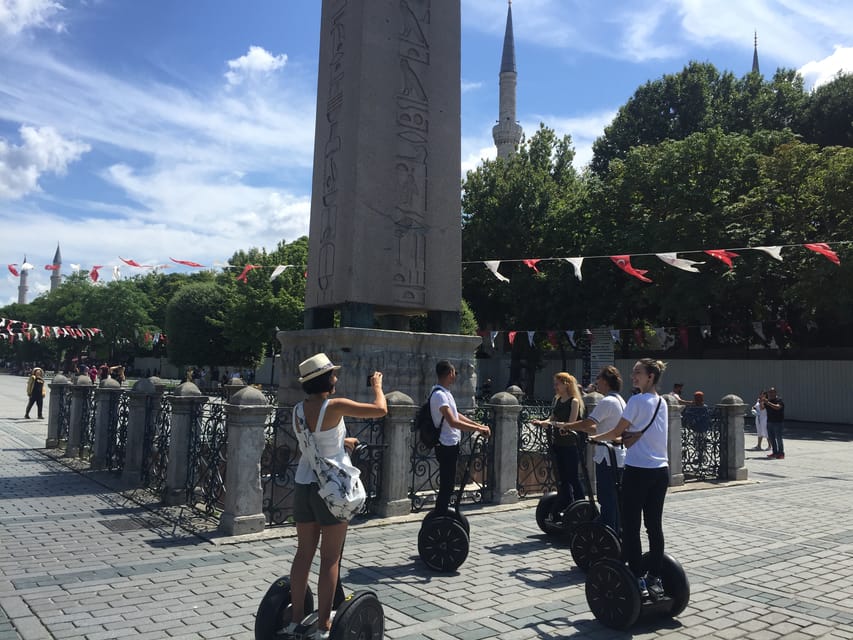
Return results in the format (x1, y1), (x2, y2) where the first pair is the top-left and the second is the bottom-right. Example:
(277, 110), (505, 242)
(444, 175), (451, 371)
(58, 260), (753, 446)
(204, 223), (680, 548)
(431, 360), (491, 514)
(765, 387), (785, 459)
(25, 367), (46, 419)
(591, 358), (669, 600)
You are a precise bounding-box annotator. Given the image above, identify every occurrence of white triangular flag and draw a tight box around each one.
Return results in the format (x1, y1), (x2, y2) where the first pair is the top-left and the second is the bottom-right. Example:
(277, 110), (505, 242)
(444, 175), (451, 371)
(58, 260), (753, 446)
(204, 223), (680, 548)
(489, 331), (498, 349)
(269, 265), (289, 281)
(527, 331), (535, 347)
(563, 257), (583, 281)
(112, 266), (121, 280)
(653, 327), (671, 349)
(656, 253), (703, 272)
(753, 322), (766, 341)
(70, 263), (80, 272)
(566, 330), (576, 347)
(610, 330), (620, 343)
(754, 246), (784, 261)
(21, 262), (34, 271)
(484, 261), (509, 283)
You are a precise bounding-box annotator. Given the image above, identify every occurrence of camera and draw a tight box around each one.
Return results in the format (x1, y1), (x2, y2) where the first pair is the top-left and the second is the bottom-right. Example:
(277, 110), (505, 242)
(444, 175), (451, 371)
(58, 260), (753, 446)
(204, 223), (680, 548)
(366, 373), (374, 387)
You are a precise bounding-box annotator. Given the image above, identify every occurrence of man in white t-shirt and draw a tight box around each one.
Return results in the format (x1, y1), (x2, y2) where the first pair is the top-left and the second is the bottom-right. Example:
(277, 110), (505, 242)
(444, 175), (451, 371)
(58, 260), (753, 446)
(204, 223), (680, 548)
(429, 360), (491, 514)
(563, 366), (626, 531)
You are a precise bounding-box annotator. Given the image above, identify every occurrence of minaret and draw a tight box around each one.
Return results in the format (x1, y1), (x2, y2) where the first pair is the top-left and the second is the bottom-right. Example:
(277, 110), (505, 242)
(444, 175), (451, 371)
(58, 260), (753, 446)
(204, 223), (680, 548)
(492, 0), (523, 159)
(17, 255), (29, 305)
(50, 244), (62, 292)
(751, 31), (760, 74)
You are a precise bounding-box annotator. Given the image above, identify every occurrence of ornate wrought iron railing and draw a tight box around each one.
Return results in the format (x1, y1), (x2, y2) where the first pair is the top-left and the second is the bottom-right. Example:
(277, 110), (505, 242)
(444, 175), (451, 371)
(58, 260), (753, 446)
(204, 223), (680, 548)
(517, 403), (556, 497)
(57, 385), (72, 444)
(105, 392), (130, 472)
(346, 416), (386, 516)
(144, 395), (172, 494)
(681, 406), (725, 480)
(409, 407), (495, 512)
(79, 388), (97, 458)
(185, 402), (227, 517)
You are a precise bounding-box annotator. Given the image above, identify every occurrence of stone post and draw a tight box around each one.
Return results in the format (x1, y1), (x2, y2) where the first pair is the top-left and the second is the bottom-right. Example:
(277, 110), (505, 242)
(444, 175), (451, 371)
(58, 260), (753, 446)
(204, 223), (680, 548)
(381, 391), (416, 517)
(505, 385), (524, 404)
(46, 374), (70, 448)
(582, 391), (603, 496)
(665, 395), (684, 486)
(123, 378), (156, 486)
(719, 394), (748, 481)
(224, 377), (247, 403)
(65, 374), (93, 458)
(90, 378), (122, 470)
(219, 386), (271, 536)
(163, 382), (207, 505)
(489, 391), (521, 504)
(455, 359), (477, 411)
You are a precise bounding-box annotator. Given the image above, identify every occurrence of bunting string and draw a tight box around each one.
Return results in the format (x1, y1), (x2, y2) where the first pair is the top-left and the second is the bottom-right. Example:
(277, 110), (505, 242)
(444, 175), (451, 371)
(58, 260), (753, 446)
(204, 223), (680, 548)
(0, 316), (102, 343)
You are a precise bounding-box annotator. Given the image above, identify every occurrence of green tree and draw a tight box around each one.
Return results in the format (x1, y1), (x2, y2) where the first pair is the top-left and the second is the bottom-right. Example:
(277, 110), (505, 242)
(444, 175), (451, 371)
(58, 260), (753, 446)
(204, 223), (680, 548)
(798, 73), (853, 148)
(165, 282), (235, 368)
(82, 280), (153, 362)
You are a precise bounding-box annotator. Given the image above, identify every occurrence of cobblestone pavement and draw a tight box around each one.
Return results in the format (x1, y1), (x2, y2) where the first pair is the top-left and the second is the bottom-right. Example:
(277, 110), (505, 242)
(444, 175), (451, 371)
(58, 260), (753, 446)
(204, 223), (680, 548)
(1, 372), (852, 639)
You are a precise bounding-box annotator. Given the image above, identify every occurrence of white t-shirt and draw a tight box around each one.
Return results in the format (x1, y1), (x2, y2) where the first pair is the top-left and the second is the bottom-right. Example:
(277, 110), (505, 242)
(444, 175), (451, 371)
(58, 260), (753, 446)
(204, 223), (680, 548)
(622, 392), (669, 469)
(589, 392), (627, 467)
(430, 385), (460, 446)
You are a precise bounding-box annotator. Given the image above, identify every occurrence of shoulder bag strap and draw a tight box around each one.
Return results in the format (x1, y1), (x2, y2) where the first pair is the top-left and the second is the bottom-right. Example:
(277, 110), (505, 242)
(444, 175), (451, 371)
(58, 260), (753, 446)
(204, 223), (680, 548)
(637, 397), (663, 435)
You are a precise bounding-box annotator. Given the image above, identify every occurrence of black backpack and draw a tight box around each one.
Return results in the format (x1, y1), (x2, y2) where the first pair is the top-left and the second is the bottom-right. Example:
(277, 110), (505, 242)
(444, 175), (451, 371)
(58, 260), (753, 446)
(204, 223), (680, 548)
(416, 388), (445, 449)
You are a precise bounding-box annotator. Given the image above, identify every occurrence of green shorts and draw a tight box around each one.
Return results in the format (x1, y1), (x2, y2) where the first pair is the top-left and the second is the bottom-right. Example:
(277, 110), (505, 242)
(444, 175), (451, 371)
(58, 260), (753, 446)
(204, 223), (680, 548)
(293, 483), (345, 526)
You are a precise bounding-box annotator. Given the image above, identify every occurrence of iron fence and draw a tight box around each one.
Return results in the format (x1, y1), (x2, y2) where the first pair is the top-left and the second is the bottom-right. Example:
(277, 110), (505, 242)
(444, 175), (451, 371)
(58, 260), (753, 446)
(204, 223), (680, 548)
(409, 407), (495, 512)
(105, 392), (130, 472)
(186, 402), (228, 517)
(144, 395), (172, 494)
(516, 403), (556, 497)
(681, 406), (725, 480)
(79, 388), (97, 458)
(57, 385), (72, 444)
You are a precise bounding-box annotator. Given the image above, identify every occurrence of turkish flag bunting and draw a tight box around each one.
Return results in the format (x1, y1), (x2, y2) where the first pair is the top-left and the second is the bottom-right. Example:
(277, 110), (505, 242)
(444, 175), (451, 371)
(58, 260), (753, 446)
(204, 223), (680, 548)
(236, 264), (261, 283)
(90, 266), (103, 282)
(610, 255), (652, 283)
(44, 264), (60, 271)
(8, 264), (19, 277)
(170, 257), (206, 268)
(804, 243), (840, 265)
(522, 259), (541, 273)
(507, 330), (517, 346)
(704, 249), (740, 268)
(120, 257), (145, 267)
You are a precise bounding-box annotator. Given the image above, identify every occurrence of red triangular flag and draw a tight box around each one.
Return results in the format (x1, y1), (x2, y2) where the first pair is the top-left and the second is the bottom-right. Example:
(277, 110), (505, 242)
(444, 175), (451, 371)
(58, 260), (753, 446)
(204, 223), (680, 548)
(804, 243), (840, 265)
(8, 264), (19, 277)
(44, 264), (60, 271)
(610, 255), (652, 283)
(235, 264), (261, 283)
(170, 257), (206, 268)
(507, 330), (517, 346)
(522, 259), (541, 273)
(90, 265), (103, 282)
(704, 249), (740, 269)
(120, 257), (144, 268)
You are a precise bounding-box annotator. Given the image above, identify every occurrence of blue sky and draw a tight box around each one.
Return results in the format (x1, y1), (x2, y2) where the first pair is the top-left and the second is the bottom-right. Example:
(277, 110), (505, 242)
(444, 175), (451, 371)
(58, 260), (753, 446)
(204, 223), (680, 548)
(1, 0), (851, 305)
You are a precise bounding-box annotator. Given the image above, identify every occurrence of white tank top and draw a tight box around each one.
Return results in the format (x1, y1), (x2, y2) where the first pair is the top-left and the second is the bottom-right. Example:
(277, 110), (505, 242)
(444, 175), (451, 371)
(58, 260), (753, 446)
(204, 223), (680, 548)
(294, 400), (349, 484)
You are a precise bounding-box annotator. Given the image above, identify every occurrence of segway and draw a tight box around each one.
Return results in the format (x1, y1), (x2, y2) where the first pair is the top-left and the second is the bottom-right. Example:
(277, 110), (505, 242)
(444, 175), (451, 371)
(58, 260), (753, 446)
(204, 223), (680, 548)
(255, 572), (384, 639)
(535, 427), (597, 537)
(570, 442), (623, 571)
(417, 435), (485, 572)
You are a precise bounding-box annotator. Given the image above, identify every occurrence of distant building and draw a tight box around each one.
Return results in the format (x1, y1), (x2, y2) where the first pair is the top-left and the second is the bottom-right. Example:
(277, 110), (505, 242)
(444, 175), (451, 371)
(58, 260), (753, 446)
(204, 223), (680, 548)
(17, 255), (28, 305)
(492, 1), (523, 159)
(752, 31), (760, 75)
(50, 244), (62, 292)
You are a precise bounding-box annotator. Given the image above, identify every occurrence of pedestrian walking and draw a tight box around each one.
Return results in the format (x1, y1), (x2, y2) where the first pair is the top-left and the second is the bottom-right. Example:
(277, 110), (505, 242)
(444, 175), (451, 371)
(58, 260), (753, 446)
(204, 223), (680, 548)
(751, 391), (768, 451)
(765, 387), (785, 459)
(25, 367), (46, 419)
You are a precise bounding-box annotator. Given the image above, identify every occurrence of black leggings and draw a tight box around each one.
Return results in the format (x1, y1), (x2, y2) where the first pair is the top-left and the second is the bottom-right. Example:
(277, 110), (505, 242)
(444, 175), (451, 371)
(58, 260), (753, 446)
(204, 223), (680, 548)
(434, 443), (459, 514)
(621, 465), (669, 578)
(553, 444), (585, 510)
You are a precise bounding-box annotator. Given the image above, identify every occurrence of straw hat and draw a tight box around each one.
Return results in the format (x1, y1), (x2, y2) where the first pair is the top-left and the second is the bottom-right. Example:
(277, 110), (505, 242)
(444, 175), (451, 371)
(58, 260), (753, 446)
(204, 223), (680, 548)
(297, 353), (341, 383)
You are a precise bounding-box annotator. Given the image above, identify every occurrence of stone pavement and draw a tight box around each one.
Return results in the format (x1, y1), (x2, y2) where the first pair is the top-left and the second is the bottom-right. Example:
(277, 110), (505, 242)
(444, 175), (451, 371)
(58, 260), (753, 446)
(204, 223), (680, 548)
(1, 372), (853, 640)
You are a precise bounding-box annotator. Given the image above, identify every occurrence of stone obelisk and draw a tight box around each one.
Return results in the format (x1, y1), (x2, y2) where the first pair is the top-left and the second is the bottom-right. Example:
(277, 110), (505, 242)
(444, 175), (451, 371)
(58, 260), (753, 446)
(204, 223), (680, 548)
(279, 0), (479, 406)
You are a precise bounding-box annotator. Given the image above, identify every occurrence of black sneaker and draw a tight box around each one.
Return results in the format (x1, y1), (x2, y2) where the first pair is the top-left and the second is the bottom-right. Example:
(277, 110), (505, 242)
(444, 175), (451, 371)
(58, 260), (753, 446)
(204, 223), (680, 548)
(646, 573), (665, 599)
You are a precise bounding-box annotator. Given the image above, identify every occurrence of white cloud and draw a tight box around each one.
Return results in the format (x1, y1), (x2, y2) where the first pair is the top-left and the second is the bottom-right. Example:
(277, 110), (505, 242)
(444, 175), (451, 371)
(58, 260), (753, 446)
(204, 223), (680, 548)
(462, 80), (483, 93)
(0, 0), (64, 35)
(0, 125), (89, 199)
(799, 45), (853, 89)
(225, 46), (288, 86)
(531, 110), (618, 170)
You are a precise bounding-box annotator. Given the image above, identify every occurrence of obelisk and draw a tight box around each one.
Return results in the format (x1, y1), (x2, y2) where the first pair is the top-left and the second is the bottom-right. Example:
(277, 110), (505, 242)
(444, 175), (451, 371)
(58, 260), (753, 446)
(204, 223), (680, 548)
(304, 0), (462, 333)
(279, 0), (479, 407)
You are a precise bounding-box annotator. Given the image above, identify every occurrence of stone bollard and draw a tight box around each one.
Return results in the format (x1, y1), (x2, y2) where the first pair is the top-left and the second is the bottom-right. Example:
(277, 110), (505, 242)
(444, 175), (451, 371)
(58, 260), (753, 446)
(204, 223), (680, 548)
(381, 391), (416, 517)
(163, 382), (207, 505)
(664, 395), (684, 486)
(90, 378), (122, 469)
(719, 394), (748, 481)
(122, 378), (157, 486)
(489, 391), (521, 504)
(224, 377), (247, 403)
(583, 391), (603, 495)
(505, 385), (524, 404)
(219, 386), (271, 536)
(65, 374), (93, 458)
(46, 374), (70, 448)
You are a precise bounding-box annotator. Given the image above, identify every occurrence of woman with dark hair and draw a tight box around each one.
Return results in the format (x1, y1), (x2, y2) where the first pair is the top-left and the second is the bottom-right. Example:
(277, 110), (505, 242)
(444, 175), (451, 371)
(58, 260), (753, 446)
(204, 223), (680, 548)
(25, 367), (46, 419)
(286, 353), (387, 640)
(591, 358), (669, 600)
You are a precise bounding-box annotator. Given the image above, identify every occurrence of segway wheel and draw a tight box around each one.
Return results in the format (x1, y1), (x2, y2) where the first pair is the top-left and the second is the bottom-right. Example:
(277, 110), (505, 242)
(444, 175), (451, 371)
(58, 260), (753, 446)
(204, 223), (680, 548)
(254, 577), (314, 640)
(535, 492), (565, 536)
(423, 507), (470, 535)
(329, 590), (384, 639)
(643, 552), (690, 617)
(563, 500), (598, 534)
(585, 558), (642, 630)
(418, 516), (469, 572)
(571, 521), (621, 572)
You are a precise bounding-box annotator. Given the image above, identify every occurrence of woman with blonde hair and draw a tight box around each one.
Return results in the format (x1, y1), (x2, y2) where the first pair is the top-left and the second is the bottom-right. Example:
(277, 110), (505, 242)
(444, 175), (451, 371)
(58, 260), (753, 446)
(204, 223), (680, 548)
(25, 367), (46, 419)
(532, 372), (586, 514)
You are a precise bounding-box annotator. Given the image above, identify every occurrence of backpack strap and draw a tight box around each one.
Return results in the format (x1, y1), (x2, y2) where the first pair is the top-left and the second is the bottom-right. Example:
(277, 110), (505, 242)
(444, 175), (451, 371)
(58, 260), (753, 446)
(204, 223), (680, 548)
(429, 386), (446, 430)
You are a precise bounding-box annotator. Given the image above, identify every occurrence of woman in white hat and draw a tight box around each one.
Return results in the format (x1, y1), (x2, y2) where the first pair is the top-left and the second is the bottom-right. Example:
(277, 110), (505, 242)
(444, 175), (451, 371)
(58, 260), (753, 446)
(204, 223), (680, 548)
(287, 353), (387, 639)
